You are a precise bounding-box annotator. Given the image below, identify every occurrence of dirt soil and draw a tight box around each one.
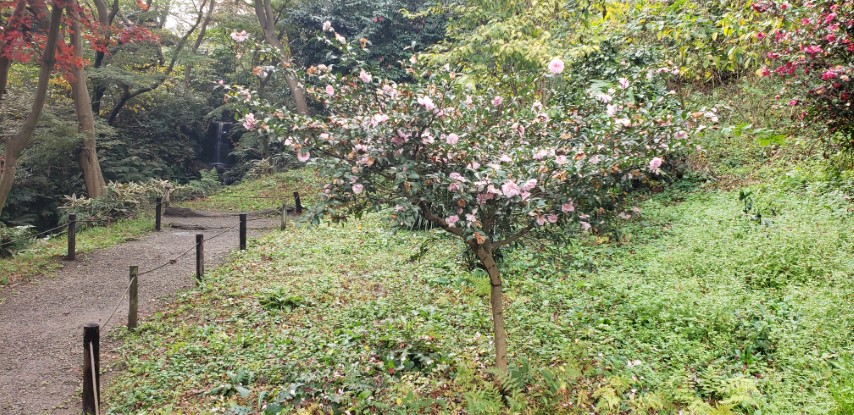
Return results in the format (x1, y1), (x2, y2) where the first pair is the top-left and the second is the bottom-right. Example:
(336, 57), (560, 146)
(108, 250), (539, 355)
(0, 213), (279, 414)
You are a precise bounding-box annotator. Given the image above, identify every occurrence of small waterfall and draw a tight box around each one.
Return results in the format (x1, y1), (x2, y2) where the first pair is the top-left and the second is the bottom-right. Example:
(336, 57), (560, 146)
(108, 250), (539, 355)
(209, 121), (232, 168)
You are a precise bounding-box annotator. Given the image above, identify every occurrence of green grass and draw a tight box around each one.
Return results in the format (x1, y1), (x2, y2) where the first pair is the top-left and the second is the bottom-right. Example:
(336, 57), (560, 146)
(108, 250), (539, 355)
(0, 216), (153, 287)
(103, 168), (853, 414)
(176, 170), (321, 212)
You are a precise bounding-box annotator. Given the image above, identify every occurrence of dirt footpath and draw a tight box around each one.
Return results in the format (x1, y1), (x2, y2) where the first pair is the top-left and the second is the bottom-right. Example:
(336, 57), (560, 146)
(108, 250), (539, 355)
(0, 213), (278, 414)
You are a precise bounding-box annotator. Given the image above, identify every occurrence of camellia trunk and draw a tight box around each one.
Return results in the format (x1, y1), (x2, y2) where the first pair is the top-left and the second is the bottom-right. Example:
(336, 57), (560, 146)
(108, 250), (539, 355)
(67, 0), (106, 197)
(0, 2), (63, 217)
(475, 245), (509, 372)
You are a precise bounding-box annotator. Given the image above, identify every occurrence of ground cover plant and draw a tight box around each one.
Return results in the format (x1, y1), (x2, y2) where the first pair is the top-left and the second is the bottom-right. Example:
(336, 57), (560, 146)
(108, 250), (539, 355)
(103, 166), (853, 413)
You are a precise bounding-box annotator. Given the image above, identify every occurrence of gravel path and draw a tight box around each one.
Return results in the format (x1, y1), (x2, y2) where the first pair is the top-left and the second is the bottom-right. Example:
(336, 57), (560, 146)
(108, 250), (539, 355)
(0, 213), (279, 414)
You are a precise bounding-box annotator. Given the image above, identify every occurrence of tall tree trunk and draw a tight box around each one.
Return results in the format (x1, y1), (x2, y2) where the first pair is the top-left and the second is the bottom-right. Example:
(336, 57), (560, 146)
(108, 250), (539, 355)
(474, 245), (509, 372)
(253, 0), (308, 115)
(184, 0), (215, 88)
(67, 0), (106, 197)
(0, 2), (62, 217)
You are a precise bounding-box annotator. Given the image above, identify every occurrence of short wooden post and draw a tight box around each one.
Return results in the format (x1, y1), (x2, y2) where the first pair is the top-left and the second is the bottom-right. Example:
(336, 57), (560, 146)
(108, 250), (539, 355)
(239, 213), (247, 250)
(67, 214), (77, 261)
(154, 197), (162, 231)
(82, 323), (100, 415)
(280, 204), (287, 231)
(195, 234), (204, 284)
(294, 192), (303, 215)
(128, 266), (139, 330)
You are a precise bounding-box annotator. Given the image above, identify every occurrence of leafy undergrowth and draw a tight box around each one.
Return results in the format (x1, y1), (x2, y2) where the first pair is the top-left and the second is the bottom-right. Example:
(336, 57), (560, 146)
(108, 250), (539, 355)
(176, 170), (321, 213)
(105, 170), (852, 414)
(0, 217), (152, 287)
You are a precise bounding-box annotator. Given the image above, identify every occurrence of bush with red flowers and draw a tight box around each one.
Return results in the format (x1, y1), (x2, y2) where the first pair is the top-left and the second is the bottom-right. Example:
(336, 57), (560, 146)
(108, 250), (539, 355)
(755, 0), (854, 149)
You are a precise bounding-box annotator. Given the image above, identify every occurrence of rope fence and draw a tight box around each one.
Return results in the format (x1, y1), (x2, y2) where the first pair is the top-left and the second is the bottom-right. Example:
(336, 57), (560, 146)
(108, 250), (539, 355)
(2, 192), (306, 414)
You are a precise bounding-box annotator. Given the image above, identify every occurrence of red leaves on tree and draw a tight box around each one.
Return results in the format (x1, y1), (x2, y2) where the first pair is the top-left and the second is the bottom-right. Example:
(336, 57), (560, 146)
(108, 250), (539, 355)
(2, 0), (159, 78)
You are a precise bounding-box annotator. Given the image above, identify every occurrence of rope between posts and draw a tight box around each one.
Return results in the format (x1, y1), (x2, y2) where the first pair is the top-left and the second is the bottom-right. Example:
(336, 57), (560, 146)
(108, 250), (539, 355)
(88, 341), (101, 415)
(99, 276), (136, 332)
(0, 218), (110, 250)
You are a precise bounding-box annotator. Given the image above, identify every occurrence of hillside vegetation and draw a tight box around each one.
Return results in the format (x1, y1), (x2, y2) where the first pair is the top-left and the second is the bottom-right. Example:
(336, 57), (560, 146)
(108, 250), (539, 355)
(104, 137), (853, 414)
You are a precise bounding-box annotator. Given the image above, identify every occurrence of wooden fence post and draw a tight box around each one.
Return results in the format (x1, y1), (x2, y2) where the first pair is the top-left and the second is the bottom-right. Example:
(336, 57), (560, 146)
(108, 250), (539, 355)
(128, 266), (139, 330)
(195, 234), (204, 284)
(82, 323), (100, 415)
(155, 197), (162, 231)
(239, 213), (247, 250)
(280, 204), (287, 231)
(294, 192), (303, 215)
(67, 214), (77, 261)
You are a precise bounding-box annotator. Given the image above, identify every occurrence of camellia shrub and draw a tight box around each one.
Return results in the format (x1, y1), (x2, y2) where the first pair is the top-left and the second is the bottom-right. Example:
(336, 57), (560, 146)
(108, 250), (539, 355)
(230, 25), (709, 371)
(755, 0), (854, 149)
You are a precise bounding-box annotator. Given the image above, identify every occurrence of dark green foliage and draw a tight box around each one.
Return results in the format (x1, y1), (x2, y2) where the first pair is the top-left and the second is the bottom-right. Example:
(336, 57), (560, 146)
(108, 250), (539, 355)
(287, 0), (446, 81)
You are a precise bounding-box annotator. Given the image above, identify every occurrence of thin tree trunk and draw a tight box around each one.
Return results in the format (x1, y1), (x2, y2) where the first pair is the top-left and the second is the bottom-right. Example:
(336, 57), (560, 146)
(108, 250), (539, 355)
(0, 2), (62, 216)
(253, 0), (308, 115)
(0, 0), (28, 97)
(67, 0), (106, 197)
(475, 245), (509, 372)
(0, 56), (10, 97)
(106, 0), (207, 125)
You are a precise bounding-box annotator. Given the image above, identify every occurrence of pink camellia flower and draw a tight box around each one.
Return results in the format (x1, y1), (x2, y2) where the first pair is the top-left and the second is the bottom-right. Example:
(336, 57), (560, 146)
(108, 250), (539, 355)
(546, 214), (558, 224)
(216, 79), (225, 86)
(533, 149), (548, 160)
(756, 31), (766, 40)
(446, 133), (459, 145)
(767, 52), (780, 60)
(618, 77), (630, 89)
(580, 222), (592, 231)
(826, 34), (837, 43)
(548, 57), (565, 75)
(675, 131), (688, 139)
(359, 69), (372, 83)
(243, 113), (256, 130)
(561, 201), (575, 213)
(804, 45), (823, 56)
(822, 70), (837, 81)
(322, 21), (333, 32)
(352, 183), (364, 194)
(417, 96), (435, 110)
(788, 99), (798, 106)
(555, 155), (567, 165)
(521, 179), (538, 191)
(335, 33), (346, 44)
(230, 30), (248, 42)
(449, 172), (466, 182)
(320, 133), (331, 141)
(535, 214), (546, 226)
(325, 85), (335, 96)
(649, 157), (663, 173)
(760, 67), (771, 77)
(446, 215), (459, 227)
(499, 154), (512, 163)
(492, 96), (503, 107)
(501, 181), (521, 198)
(297, 151), (310, 162)
(370, 113), (389, 126)
(597, 93), (612, 103)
